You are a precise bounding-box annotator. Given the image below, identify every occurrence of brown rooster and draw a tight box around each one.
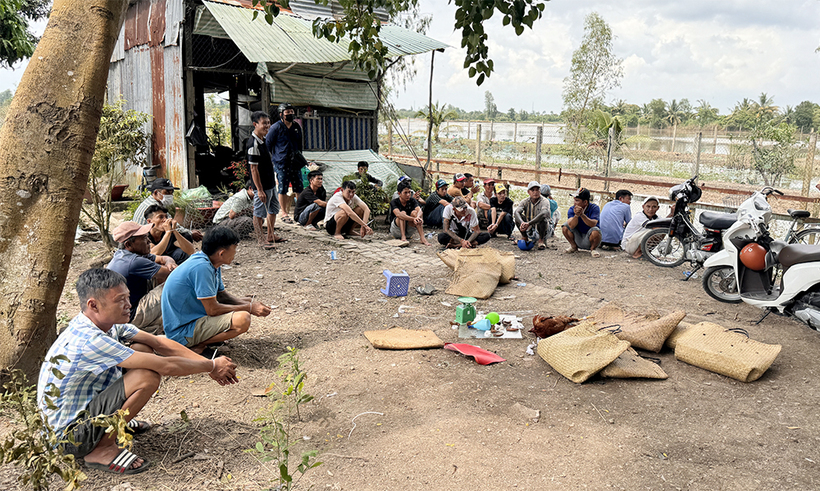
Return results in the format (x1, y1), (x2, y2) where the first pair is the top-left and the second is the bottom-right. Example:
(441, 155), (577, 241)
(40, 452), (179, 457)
(530, 315), (580, 338)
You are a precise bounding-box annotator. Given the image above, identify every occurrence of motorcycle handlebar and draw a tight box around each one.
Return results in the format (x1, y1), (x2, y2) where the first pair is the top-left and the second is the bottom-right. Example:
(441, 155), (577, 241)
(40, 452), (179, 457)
(761, 187), (784, 197)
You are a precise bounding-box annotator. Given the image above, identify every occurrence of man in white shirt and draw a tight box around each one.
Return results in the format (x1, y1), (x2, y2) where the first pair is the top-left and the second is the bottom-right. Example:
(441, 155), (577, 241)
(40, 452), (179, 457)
(622, 196), (662, 258)
(437, 197), (491, 248)
(324, 181), (373, 240)
(213, 180), (255, 237)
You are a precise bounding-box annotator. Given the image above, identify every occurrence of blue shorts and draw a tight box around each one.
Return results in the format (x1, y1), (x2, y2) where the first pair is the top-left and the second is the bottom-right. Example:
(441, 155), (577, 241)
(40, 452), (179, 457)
(253, 188), (280, 218)
(275, 166), (304, 195)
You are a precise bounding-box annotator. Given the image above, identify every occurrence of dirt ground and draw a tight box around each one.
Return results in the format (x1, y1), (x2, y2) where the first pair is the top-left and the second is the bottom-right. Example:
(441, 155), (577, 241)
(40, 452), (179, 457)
(3, 213), (820, 491)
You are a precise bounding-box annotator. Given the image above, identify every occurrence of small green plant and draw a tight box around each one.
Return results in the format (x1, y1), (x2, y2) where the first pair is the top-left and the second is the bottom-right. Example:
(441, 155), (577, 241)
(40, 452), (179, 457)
(342, 171), (390, 216)
(248, 347), (320, 490)
(0, 364), (131, 491)
(124, 189), (151, 220)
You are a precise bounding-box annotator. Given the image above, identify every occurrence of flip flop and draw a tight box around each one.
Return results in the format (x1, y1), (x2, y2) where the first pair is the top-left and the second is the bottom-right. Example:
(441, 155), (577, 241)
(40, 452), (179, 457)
(590, 250), (601, 258)
(280, 216), (294, 224)
(125, 419), (152, 435)
(86, 449), (151, 475)
(262, 243), (276, 250)
(537, 243), (546, 250)
(564, 246), (578, 254)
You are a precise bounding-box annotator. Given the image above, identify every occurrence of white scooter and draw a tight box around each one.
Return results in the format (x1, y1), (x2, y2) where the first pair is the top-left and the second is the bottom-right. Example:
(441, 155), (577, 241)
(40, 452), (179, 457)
(702, 187), (820, 330)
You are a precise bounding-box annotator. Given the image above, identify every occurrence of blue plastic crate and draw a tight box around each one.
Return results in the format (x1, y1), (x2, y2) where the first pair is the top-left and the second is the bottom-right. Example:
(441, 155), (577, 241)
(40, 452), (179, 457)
(380, 269), (409, 297)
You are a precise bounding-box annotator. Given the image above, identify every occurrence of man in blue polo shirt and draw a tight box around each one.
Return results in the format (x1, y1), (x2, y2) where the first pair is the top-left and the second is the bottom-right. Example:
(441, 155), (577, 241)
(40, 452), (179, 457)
(562, 187), (602, 257)
(161, 227), (272, 353)
(599, 189), (633, 251)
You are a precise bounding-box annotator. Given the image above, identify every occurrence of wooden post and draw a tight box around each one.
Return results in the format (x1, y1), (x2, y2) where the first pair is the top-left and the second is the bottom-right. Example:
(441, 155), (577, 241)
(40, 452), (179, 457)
(604, 126), (614, 191)
(387, 122), (393, 157)
(802, 131), (817, 197)
(636, 124), (640, 136)
(423, 50), (436, 188)
(467, 121), (471, 140)
(407, 116), (411, 134)
(489, 120), (494, 142)
(712, 125), (718, 153)
(535, 125), (543, 170)
(693, 132), (702, 177)
(671, 123), (677, 152)
(476, 123), (482, 167)
(513, 122), (518, 143)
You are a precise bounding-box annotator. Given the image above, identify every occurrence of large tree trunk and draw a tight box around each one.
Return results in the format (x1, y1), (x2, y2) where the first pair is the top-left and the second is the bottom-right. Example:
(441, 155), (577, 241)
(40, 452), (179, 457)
(0, 0), (129, 379)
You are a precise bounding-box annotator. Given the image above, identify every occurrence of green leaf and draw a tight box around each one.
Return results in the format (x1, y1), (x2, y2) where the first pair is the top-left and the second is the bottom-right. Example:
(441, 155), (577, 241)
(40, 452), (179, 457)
(477, 73), (485, 85)
(256, 442), (264, 452)
(50, 368), (65, 380)
(280, 463), (292, 482)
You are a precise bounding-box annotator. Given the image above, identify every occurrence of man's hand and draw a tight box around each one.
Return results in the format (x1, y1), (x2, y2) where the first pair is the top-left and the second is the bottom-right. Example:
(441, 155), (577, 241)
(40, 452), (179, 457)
(413, 215), (423, 225)
(460, 238), (472, 249)
(250, 301), (272, 317)
(191, 230), (204, 242)
(573, 205), (584, 216)
(209, 356), (238, 386)
(520, 222), (531, 232)
(488, 223), (498, 233)
(162, 256), (178, 271)
(360, 224), (373, 237)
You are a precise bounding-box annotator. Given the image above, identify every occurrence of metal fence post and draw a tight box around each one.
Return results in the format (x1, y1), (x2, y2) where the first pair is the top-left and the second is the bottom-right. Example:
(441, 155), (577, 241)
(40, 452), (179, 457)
(475, 123), (482, 167)
(694, 132), (702, 176)
(535, 125), (543, 170)
(467, 121), (471, 140)
(802, 131), (817, 197)
(513, 122), (517, 143)
(489, 121), (494, 142)
(604, 126), (614, 191)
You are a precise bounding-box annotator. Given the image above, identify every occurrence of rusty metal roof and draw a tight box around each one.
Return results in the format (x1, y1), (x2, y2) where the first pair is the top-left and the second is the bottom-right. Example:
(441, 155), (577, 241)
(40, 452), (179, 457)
(199, 0), (447, 64)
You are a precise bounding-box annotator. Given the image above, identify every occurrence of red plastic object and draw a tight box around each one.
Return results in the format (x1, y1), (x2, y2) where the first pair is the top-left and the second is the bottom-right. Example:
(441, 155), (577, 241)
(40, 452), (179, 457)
(443, 343), (506, 365)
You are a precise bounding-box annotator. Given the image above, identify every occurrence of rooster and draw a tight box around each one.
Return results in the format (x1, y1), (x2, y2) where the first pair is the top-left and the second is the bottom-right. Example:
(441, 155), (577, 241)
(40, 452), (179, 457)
(530, 315), (580, 338)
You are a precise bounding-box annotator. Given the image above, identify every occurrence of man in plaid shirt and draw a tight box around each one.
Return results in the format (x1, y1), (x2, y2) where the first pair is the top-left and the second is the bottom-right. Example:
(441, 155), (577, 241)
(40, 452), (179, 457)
(37, 268), (238, 475)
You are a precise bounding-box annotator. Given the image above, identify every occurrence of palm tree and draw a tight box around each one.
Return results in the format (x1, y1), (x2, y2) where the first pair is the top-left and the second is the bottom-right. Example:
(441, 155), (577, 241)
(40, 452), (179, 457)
(664, 99), (683, 127)
(754, 92), (779, 121)
(415, 102), (459, 142)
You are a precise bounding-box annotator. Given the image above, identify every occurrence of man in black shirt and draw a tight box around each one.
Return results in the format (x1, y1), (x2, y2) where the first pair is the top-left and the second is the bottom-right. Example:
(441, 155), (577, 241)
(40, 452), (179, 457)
(423, 179), (452, 227)
(390, 181), (431, 245)
(488, 184), (515, 238)
(248, 110), (284, 248)
(294, 171), (327, 230)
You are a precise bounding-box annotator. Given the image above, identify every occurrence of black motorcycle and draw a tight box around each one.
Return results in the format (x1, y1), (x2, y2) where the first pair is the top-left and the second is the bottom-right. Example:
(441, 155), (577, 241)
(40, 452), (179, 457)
(640, 175), (736, 279)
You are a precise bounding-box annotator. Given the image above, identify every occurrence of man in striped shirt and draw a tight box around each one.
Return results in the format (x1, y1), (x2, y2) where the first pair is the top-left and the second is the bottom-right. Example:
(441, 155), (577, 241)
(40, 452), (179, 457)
(37, 269), (238, 474)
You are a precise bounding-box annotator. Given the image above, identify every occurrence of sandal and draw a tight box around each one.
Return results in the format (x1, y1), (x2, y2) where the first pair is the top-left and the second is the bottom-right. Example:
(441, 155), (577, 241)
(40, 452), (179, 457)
(262, 243), (276, 250)
(86, 449), (151, 475)
(280, 216), (294, 224)
(537, 243), (546, 250)
(590, 249), (601, 258)
(125, 419), (152, 435)
(564, 246), (578, 254)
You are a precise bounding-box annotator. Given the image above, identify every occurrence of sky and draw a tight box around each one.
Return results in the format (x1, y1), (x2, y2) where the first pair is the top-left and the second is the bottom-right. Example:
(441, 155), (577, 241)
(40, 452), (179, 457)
(2, 1), (819, 116)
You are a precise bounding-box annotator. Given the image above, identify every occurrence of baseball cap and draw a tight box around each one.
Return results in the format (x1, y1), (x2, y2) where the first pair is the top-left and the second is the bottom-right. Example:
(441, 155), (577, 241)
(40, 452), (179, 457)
(112, 221), (153, 243)
(573, 187), (591, 201)
(642, 196), (660, 206)
(148, 178), (178, 191)
(540, 184), (552, 197)
(494, 183), (507, 194)
(436, 179), (448, 189)
(483, 178), (496, 185)
(452, 196), (468, 211)
(398, 175), (411, 183)
(527, 181), (540, 190)
(454, 173), (466, 182)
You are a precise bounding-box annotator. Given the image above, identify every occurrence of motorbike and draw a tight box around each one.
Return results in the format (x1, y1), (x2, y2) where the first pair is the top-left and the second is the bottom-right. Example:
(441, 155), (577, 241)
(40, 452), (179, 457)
(702, 186), (820, 331)
(640, 175), (736, 278)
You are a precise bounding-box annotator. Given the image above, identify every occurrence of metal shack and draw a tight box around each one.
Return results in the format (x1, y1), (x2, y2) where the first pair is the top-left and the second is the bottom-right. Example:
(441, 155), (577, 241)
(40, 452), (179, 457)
(107, 0), (446, 190)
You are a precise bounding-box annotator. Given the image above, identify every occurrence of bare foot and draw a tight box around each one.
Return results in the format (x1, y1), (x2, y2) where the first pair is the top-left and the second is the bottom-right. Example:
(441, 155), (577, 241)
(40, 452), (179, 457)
(333, 234), (345, 240)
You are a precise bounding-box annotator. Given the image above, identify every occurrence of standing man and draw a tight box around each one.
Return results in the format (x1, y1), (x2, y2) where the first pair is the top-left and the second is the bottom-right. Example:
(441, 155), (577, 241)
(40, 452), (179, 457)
(599, 189), (633, 251)
(423, 179), (453, 227)
(161, 227), (272, 353)
(107, 222), (177, 334)
(133, 179), (202, 242)
(247, 111), (284, 248)
(438, 197), (491, 248)
(390, 180), (432, 245)
(562, 187), (602, 257)
(265, 102), (304, 224)
(514, 181), (551, 250)
(476, 178), (496, 228)
(37, 268), (238, 475)
(294, 170), (327, 230)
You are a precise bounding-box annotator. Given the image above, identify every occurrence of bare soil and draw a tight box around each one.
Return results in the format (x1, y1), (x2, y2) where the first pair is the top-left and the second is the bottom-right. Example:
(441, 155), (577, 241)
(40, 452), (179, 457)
(3, 216), (820, 491)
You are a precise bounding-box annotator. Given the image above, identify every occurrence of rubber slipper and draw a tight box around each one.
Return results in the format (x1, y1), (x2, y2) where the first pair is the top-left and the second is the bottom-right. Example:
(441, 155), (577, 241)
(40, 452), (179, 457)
(280, 216), (294, 224)
(590, 250), (601, 258)
(564, 246), (578, 254)
(125, 419), (152, 435)
(86, 449), (151, 475)
(262, 243), (276, 250)
(537, 243), (546, 250)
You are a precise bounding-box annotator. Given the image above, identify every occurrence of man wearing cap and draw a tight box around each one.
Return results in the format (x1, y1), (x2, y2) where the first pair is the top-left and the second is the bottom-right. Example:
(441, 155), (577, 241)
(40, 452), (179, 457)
(357, 161), (383, 189)
(540, 184), (560, 237)
(462, 174), (480, 200)
(622, 196), (663, 258)
(266, 103), (304, 224)
(599, 189), (633, 251)
(562, 187), (602, 257)
(248, 111), (285, 248)
(106, 222), (178, 334)
(514, 181), (552, 250)
(488, 183), (515, 238)
(439, 196), (491, 248)
(476, 178), (496, 228)
(448, 173), (469, 199)
(133, 178), (203, 242)
(423, 178), (453, 228)
(390, 180), (432, 246)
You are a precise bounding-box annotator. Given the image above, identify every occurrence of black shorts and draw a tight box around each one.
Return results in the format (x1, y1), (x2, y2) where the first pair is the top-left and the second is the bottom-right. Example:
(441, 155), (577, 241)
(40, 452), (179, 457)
(326, 216), (354, 236)
(61, 378), (126, 458)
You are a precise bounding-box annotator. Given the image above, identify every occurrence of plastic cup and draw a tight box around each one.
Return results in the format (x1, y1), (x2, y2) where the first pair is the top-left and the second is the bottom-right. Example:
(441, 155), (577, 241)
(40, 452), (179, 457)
(485, 312), (500, 325)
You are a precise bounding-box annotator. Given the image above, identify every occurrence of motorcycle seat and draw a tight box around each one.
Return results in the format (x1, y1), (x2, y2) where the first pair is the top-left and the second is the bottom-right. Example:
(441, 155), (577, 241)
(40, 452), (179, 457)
(778, 244), (820, 270)
(788, 209), (811, 219)
(699, 211), (735, 230)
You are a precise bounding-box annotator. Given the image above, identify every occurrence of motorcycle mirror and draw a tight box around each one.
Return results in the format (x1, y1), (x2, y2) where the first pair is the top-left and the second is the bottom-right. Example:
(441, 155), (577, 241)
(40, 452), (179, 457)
(774, 190), (784, 196)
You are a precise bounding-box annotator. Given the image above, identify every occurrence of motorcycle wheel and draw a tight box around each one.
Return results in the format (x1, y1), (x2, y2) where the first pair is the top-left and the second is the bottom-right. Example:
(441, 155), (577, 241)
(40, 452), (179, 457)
(702, 266), (742, 303)
(791, 228), (820, 245)
(641, 229), (686, 267)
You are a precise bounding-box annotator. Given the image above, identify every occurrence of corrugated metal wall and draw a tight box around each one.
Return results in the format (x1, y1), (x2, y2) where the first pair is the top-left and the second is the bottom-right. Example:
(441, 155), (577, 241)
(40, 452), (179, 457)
(303, 115), (373, 151)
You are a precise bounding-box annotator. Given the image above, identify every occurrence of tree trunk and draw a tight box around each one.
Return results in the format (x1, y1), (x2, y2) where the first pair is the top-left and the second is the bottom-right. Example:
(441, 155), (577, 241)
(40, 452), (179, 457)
(0, 0), (128, 379)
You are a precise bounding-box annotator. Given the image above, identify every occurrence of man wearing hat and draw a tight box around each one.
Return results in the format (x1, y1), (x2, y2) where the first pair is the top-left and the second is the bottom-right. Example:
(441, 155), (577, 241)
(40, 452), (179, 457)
(540, 184), (560, 237)
(106, 222), (178, 334)
(622, 196), (663, 258)
(133, 178), (203, 242)
(562, 187), (602, 257)
(423, 178), (453, 228)
(488, 183), (515, 238)
(447, 173), (469, 199)
(476, 178), (496, 229)
(514, 181), (552, 250)
(438, 196), (491, 248)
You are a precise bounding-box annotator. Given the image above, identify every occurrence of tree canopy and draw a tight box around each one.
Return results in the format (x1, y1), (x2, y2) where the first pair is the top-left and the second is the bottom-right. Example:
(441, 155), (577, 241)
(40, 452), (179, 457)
(0, 0), (50, 68)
